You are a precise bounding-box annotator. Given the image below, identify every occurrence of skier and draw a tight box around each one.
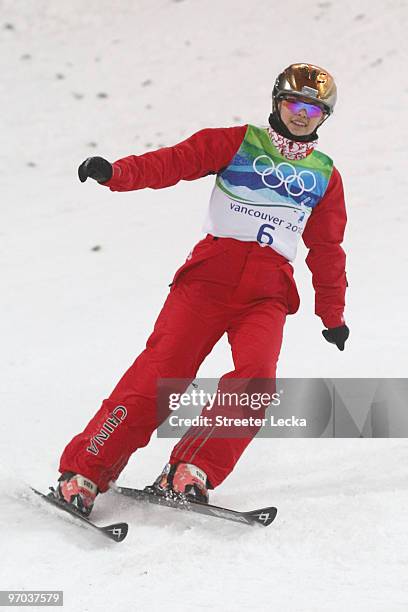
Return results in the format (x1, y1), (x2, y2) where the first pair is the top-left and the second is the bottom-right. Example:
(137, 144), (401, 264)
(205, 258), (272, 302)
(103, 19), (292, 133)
(55, 63), (349, 516)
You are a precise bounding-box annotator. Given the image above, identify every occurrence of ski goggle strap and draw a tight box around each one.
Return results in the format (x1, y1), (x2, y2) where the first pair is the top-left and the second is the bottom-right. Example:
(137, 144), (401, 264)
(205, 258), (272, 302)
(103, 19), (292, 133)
(279, 96), (327, 119)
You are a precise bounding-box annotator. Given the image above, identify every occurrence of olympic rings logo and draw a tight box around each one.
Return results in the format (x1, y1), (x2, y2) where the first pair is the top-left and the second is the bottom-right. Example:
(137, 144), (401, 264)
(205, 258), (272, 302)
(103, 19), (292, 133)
(253, 155), (317, 197)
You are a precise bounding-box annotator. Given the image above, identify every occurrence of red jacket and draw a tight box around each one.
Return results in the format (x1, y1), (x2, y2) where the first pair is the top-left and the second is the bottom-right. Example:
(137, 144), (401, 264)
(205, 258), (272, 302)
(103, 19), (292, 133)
(104, 126), (347, 328)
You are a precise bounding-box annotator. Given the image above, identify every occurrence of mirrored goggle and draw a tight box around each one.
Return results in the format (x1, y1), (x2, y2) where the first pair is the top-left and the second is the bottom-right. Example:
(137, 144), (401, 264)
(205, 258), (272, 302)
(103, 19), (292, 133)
(280, 96), (325, 118)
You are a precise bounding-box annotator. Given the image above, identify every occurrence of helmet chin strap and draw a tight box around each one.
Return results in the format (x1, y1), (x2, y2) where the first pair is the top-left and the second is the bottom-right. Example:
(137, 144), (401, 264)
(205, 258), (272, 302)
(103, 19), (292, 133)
(268, 111), (321, 142)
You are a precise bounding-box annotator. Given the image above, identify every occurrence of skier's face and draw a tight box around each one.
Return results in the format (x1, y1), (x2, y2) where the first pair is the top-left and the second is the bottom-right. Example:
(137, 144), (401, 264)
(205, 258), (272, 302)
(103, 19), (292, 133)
(279, 96), (325, 137)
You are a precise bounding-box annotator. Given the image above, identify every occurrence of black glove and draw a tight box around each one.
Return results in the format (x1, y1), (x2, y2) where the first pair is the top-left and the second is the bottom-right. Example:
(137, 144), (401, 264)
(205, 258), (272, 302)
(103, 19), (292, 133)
(322, 324), (350, 351)
(78, 156), (113, 183)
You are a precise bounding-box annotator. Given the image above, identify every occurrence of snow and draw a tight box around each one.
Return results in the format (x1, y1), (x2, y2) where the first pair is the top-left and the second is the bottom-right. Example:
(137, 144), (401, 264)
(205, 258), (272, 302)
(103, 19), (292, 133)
(1, 0), (408, 610)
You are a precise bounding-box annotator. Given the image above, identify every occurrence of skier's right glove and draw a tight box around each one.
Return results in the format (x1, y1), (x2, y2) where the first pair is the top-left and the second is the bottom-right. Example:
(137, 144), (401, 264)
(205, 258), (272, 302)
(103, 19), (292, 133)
(78, 156), (113, 184)
(322, 324), (350, 351)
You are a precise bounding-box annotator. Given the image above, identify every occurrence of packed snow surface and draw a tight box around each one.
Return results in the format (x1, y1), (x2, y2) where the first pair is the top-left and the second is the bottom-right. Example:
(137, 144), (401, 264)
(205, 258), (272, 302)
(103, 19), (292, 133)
(1, 1), (408, 610)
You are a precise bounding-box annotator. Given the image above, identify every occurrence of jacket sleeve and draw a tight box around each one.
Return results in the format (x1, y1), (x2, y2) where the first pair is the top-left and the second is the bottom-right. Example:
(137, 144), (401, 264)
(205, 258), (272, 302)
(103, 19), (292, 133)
(103, 125), (248, 192)
(302, 166), (348, 329)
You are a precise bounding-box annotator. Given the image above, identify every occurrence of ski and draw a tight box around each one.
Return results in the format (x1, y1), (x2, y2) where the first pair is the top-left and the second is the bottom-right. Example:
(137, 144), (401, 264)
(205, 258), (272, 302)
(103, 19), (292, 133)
(115, 486), (277, 527)
(30, 487), (128, 543)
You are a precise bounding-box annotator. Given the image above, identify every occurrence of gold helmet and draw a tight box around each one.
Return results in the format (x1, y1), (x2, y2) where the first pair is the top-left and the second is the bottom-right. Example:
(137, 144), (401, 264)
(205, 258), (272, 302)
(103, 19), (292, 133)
(273, 63), (337, 115)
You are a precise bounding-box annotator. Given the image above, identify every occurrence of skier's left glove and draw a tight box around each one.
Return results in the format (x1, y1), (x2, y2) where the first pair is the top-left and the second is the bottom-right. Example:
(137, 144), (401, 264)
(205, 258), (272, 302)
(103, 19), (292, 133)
(78, 156), (113, 184)
(322, 324), (349, 351)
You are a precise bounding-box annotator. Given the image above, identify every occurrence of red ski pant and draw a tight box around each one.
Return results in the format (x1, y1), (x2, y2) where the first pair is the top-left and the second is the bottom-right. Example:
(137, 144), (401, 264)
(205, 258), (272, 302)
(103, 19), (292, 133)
(59, 236), (299, 492)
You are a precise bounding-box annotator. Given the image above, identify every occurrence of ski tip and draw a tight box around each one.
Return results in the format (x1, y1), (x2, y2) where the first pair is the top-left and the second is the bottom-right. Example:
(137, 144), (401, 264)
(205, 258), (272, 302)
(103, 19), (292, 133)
(30, 486), (46, 496)
(101, 522), (129, 543)
(245, 506), (278, 527)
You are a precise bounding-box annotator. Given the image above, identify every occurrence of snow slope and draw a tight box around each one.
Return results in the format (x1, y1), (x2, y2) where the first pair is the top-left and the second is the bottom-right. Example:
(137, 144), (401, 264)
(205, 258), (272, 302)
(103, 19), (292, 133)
(1, 1), (408, 610)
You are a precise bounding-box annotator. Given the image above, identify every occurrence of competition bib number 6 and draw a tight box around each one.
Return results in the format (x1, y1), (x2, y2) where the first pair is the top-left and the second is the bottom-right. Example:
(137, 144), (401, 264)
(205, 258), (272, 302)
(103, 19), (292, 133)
(257, 223), (275, 246)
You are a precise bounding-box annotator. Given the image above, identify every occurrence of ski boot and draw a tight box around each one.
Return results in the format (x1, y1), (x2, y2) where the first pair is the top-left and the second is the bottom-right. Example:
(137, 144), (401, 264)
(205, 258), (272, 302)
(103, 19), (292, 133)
(53, 472), (98, 517)
(147, 462), (209, 504)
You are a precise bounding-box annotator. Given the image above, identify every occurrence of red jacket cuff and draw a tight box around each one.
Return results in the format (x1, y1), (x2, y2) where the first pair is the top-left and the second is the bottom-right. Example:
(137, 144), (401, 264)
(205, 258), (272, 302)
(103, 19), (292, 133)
(101, 163), (123, 189)
(321, 313), (346, 329)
